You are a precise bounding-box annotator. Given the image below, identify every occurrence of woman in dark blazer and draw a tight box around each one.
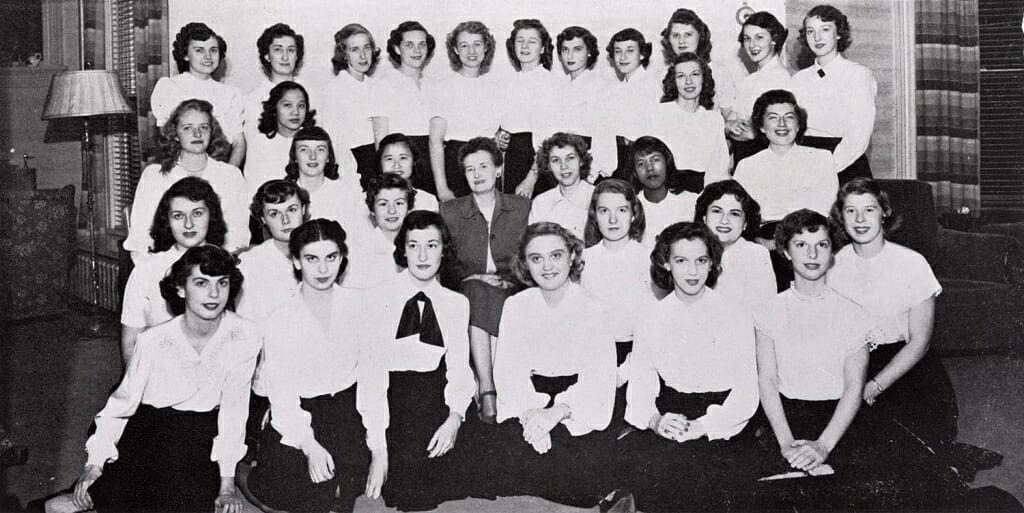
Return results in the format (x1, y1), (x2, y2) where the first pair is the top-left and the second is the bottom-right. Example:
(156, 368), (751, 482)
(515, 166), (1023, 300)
(440, 137), (531, 424)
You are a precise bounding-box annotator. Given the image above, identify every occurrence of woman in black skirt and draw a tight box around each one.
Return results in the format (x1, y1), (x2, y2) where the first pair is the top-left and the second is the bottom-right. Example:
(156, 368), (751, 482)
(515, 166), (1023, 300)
(46, 245), (259, 513)
(246, 219), (388, 513)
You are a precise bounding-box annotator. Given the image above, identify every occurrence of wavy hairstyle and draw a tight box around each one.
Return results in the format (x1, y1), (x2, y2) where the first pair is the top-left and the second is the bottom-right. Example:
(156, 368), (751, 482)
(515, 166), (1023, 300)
(157, 99), (232, 174)
(506, 19), (554, 71)
(172, 22), (227, 73)
(446, 21), (496, 73)
(159, 245), (243, 315)
(285, 126), (339, 181)
(607, 28), (652, 70)
(249, 178), (310, 225)
(150, 176), (226, 253)
(392, 210), (458, 279)
(738, 11), (788, 56)
(556, 26), (599, 71)
(513, 221), (586, 287)
(257, 81), (317, 138)
(829, 177), (902, 245)
(694, 179), (762, 241)
(649, 221), (723, 291)
(800, 4), (853, 53)
(387, 21), (436, 67)
(661, 52), (715, 109)
(535, 132), (593, 181)
(459, 136), (504, 169)
(660, 8), (711, 63)
(332, 23), (381, 75)
(629, 135), (689, 195)
(584, 178), (646, 247)
(288, 218), (349, 283)
(256, 23), (305, 77)
(365, 172), (417, 213)
(774, 208), (837, 262)
(750, 89), (807, 144)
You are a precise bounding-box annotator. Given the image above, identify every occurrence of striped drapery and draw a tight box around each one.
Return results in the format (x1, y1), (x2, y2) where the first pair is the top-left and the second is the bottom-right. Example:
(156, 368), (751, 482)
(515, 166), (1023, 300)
(916, 0), (980, 215)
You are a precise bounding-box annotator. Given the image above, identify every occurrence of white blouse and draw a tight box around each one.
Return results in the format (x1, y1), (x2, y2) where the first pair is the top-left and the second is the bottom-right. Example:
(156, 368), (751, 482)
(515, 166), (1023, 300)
(714, 238), (776, 312)
(365, 271), (475, 418)
(85, 313), (261, 477)
(151, 72), (245, 143)
(648, 102), (731, 185)
(529, 181), (595, 240)
(494, 284), (617, 436)
(305, 176), (372, 237)
(581, 240), (657, 341)
(124, 160), (249, 256)
(733, 145), (838, 222)
(242, 77), (276, 132)
(639, 191), (698, 247)
(120, 246), (184, 329)
(412, 188), (439, 212)
(753, 286), (879, 400)
(319, 71), (377, 151)
(342, 227), (402, 291)
(789, 55), (878, 171)
(430, 72), (503, 141)
(827, 242), (942, 345)
(261, 286), (388, 450)
(609, 65), (664, 141)
(626, 289), (758, 440)
(733, 57), (791, 120)
(374, 70), (435, 137)
(500, 66), (563, 137)
(237, 240), (297, 396)
(242, 130), (292, 202)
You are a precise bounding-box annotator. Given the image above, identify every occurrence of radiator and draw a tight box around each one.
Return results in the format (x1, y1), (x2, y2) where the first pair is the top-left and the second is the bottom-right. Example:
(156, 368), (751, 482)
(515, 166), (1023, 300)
(70, 252), (123, 312)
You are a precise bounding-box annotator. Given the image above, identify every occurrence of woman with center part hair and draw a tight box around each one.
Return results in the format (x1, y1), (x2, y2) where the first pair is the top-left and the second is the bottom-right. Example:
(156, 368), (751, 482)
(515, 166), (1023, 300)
(529, 132), (596, 240)
(695, 180), (776, 310)
(729, 11), (792, 163)
(629, 136), (699, 248)
(320, 23), (382, 181)
(121, 177), (227, 366)
(364, 210), (477, 511)
(429, 20), (504, 201)
(243, 81), (316, 203)
(649, 52), (732, 185)
(618, 222), (760, 512)
(490, 222), (617, 508)
(125, 99), (248, 260)
(247, 219), (388, 513)
(342, 173), (414, 290)
(243, 24), (304, 133)
(605, 28), (662, 181)
(284, 126), (369, 238)
(46, 245), (259, 513)
(789, 5), (877, 183)
(152, 23), (245, 167)
(440, 137), (531, 424)
(377, 132), (439, 211)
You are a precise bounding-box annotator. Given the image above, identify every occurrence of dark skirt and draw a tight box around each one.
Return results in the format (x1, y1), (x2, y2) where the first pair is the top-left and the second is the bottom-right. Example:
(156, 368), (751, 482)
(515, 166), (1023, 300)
(616, 382), (765, 513)
(350, 143), (379, 192)
(866, 341), (959, 449)
(443, 139), (470, 198)
(384, 359), (474, 511)
(243, 391), (270, 464)
(801, 135), (872, 185)
(731, 137), (769, 166)
(459, 278), (516, 336)
(486, 373), (614, 508)
(89, 404), (221, 512)
(502, 132), (551, 196)
(608, 340), (634, 436)
(249, 385), (370, 513)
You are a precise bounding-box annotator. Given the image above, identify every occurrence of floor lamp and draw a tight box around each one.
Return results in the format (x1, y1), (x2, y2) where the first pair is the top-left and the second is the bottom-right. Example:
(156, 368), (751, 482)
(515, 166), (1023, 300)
(42, 70), (131, 332)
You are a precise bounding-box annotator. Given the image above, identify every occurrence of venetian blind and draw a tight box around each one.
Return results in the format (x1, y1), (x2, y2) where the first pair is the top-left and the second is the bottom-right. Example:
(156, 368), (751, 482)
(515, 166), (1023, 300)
(107, 0), (141, 234)
(979, 0), (1024, 209)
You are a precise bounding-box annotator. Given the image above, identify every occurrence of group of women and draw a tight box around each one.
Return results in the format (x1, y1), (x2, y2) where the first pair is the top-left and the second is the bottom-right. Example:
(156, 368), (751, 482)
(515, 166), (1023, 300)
(42, 4), (1005, 513)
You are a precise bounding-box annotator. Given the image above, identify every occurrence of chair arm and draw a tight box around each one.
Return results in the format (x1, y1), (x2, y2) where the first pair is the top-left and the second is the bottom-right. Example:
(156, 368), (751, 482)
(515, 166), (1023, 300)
(933, 228), (1024, 285)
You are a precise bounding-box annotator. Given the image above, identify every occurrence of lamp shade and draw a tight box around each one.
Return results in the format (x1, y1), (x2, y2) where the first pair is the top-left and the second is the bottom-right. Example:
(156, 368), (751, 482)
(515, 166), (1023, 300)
(42, 70), (131, 120)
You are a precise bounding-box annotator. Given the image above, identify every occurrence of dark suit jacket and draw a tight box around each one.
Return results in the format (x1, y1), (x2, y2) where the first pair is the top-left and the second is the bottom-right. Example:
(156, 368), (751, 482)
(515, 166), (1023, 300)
(440, 192), (531, 282)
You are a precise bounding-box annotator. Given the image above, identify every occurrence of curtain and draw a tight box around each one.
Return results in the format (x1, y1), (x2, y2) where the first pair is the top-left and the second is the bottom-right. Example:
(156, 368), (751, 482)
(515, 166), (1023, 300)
(915, 0), (980, 215)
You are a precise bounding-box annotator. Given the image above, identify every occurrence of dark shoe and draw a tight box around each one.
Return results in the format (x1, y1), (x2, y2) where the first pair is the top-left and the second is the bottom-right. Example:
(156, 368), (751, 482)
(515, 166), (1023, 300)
(599, 489), (636, 513)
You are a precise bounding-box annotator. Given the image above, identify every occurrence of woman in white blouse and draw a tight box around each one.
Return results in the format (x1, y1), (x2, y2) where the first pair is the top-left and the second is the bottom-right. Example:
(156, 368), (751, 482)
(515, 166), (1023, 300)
(342, 173), (412, 290)
(322, 23), (381, 181)
(377, 132), (439, 211)
(628, 136), (699, 248)
(619, 221), (760, 512)
(242, 24), (304, 135)
(695, 180), (776, 311)
(246, 219), (388, 513)
(490, 221), (617, 507)
(284, 126), (368, 238)
(121, 177), (227, 365)
(529, 132), (596, 240)
(47, 245), (259, 513)
(125, 99), (248, 259)
(651, 52), (731, 185)
(729, 11), (792, 164)
(605, 29), (661, 181)
(366, 210), (477, 511)
(789, 5), (877, 184)
(243, 80), (315, 204)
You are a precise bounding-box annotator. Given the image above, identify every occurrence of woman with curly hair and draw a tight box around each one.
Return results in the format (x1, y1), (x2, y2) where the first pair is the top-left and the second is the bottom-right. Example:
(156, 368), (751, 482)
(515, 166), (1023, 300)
(789, 5), (877, 183)
(243, 23), (305, 132)
(529, 132), (596, 240)
(628, 136), (699, 247)
(605, 28), (661, 181)
(729, 11), (792, 163)
(648, 52), (731, 185)
(243, 81), (316, 201)
(151, 22), (246, 167)
(428, 20), (502, 201)
(322, 23), (382, 180)
(125, 99), (248, 260)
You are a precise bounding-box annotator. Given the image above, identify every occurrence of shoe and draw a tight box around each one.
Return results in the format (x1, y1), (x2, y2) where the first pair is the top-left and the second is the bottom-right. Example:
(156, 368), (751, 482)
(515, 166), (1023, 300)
(599, 489), (636, 513)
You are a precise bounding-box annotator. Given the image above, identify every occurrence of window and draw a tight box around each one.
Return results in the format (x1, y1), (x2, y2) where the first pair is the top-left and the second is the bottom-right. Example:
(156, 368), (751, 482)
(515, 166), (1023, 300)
(979, 0), (1024, 209)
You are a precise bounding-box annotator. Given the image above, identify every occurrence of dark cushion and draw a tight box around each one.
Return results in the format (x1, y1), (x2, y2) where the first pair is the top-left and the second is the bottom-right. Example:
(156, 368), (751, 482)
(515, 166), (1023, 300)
(876, 179), (938, 259)
(933, 278), (1024, 355)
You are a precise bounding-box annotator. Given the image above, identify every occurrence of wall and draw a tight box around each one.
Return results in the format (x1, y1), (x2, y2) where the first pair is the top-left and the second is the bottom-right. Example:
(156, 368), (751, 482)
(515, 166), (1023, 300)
(785, 0), (897, 178)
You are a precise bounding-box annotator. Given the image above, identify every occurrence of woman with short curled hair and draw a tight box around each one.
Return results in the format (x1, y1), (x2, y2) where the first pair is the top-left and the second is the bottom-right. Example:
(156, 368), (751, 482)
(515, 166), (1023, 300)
(322, 23), (382, 182)
(729, 11), (792, 163)
(243, 23), (305, 132)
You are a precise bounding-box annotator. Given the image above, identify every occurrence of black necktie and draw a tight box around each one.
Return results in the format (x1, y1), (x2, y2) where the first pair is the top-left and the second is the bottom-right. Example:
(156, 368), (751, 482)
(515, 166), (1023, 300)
(817, 68), (826, 78)
(395, 291), (444, 347)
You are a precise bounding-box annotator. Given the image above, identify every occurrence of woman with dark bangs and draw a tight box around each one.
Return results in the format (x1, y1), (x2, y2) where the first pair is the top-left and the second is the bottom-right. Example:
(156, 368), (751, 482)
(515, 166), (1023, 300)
(152, 22), (246, 167)
(322, 23), (382, 181)
(500, 18), (562, 199)
(605, 28), (661, 181)
(618, 222), (759, 512)
(47, 245), (259, 513)
(342, 173), (415, 290)
(694, 179), (775, 311)
(429, 20), (503, 201)
(729, 11), (792, 163)
(284, 126), (370, 238)
(121, 177), (227, 365)
(789, 5), (877, 183)
(243, 81), (316, 202)
(125, 99), (248, 260)
(649, 53), (731, 185)
(243, 23), (304, 132)
(628, 136), (699, 248)
(489, 222), (617, 508)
